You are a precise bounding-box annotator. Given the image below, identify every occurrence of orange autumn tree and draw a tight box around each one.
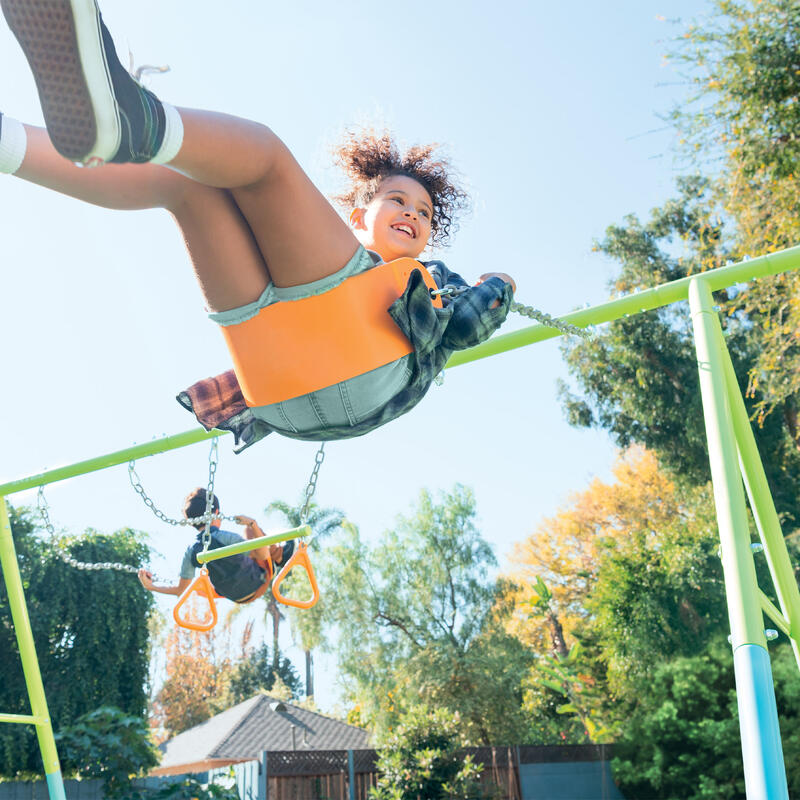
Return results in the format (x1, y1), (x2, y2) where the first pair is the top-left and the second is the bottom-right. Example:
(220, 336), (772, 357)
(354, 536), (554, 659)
(150, 625), (234, 743)
(501, 446), (724, 743)
(502, 446), (718, 663)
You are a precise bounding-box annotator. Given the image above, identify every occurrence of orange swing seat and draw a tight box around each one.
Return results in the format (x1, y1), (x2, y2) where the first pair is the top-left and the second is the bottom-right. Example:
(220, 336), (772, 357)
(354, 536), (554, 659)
(220, 257), (442, 407)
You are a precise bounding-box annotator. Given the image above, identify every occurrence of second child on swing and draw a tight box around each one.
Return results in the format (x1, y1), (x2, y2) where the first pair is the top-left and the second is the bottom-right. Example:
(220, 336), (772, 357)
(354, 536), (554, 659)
(0, 0), (516, 452)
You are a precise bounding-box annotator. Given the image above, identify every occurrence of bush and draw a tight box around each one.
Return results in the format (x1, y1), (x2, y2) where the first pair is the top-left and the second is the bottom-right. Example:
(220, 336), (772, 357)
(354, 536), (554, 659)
(57, 706), (158, 798)
(370, 706), (490, 800)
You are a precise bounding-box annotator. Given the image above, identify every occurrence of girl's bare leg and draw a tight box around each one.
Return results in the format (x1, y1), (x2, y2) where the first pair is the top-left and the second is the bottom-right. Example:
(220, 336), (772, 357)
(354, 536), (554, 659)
(16, 126), (271, 311)
(166, 109), (361, 290)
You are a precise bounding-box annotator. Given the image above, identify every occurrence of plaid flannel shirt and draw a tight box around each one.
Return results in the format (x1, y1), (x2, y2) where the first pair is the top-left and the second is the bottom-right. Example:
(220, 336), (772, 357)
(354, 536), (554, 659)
(176, 261), (513, 451)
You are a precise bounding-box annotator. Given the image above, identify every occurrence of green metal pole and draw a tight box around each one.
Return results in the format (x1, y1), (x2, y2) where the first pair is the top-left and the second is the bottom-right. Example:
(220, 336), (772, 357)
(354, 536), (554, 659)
(719, 346), (800, 669)
(0, 498), (66, 800)
(196, 525), (310, 564)
(0, 428), (223, 497)
(689, 276), (788, 800)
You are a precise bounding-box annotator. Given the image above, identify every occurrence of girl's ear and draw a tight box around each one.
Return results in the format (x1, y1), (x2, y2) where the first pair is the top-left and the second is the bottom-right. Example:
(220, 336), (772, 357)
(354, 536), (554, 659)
(349, 207), (367, 231)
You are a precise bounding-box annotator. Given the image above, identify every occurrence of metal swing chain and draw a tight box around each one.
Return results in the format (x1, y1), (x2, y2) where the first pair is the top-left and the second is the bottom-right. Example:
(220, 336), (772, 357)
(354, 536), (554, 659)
(509, 301), (591, 340)
(431, 285), (591, 340)
(37, 486), (145, 575)
(128, 437), (238, 532)
(299, 443), (326, 527)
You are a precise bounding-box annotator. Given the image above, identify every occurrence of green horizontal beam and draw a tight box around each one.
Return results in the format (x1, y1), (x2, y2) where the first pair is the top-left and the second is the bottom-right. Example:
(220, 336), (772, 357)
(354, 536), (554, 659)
(446, 244), (800, 368)
(2, 246), (799, 497)
(196, 526), (310, 564)
(0, 429), (224, 497)
(0, 713), (48, 725)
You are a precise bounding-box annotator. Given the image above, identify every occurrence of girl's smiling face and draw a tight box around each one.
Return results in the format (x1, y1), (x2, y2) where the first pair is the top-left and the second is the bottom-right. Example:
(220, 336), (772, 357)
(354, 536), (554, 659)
(349, 175), (433, 261)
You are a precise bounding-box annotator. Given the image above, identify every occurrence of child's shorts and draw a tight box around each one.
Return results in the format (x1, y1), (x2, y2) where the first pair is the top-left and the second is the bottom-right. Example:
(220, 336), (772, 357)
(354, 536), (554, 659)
(209, 246), (414, 434)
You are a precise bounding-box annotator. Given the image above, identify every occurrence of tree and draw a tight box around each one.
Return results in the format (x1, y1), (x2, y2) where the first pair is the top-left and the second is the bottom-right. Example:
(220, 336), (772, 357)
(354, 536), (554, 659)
(671, 0), (800, 429)
(303, 486), (535, 744)
(612, 639), (800, 800)
(369, 706), (488, 800)
(502, 447), (744, 743)
(228, 640), (302, 703)
(264, 498), (344, 698)
(558, 177), (800, 523)
(0, 505), (153, 775)
(149, 627), (233, 741)
(56, 706), (159, 799)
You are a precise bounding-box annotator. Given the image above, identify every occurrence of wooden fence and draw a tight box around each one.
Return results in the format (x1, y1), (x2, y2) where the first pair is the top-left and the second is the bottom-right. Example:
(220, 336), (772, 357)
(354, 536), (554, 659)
(0, 744), (618, 799)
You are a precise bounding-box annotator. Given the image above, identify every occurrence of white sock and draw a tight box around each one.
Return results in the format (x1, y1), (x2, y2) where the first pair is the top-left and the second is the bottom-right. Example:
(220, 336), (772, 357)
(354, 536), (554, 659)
(151, 102), (184, 165)
(0, 116), (27, 174)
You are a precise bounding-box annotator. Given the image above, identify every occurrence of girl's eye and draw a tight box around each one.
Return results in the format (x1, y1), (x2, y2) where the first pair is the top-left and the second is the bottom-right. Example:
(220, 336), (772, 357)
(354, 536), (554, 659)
(420, 209), (431, 219)
(391, 196), (404, 205)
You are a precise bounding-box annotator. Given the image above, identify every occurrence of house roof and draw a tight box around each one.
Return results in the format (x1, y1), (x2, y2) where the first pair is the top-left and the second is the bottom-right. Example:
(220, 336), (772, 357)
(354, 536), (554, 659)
(155, 694), (370, 773)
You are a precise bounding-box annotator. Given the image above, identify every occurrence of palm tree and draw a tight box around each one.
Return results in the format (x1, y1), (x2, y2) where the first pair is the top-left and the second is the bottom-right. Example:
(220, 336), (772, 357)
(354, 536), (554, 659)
(265, 498), (345, 699)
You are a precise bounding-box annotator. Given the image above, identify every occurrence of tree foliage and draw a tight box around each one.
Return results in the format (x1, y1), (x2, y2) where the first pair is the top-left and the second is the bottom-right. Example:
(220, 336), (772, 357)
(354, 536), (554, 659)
(613, 640), (800, 800)
(228, 640), (302, 703)
(149, 627), (233, 742)
(297, 486), (535, 744)
(672, 0), (800, 428)
(56, 706), (159, 798)
(559, 176), (800, 522)
(505, 448), (725, 682)
(0, 506), (153, 776)
(502, 448), (738, 744)
(369, 706), (489, 800)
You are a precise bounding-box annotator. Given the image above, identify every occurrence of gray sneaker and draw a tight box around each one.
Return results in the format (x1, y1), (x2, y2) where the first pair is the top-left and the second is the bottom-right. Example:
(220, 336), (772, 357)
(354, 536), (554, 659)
(1, 0), (165, 165)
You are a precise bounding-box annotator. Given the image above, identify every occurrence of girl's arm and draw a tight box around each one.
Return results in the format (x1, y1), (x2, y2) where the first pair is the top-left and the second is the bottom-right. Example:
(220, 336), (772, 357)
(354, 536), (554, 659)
(137, 569), (191, 596)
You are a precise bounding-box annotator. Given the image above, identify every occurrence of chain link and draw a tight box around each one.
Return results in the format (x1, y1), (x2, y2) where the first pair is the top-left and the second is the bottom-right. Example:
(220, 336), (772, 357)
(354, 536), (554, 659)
(37, 487), (146, 576)
(128, 438), (237, 529)
(509, 301), (591, 339)
(430, 284), (590, 339)
(299, 443), (326, 525)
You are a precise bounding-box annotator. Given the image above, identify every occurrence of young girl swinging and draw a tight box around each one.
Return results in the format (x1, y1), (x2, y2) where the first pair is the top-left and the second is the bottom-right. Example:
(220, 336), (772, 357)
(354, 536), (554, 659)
(0, 0), (516, 451)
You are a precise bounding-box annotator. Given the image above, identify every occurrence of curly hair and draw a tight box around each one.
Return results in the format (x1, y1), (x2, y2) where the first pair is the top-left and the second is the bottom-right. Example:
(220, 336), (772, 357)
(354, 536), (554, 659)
(332, 130), (470, 248)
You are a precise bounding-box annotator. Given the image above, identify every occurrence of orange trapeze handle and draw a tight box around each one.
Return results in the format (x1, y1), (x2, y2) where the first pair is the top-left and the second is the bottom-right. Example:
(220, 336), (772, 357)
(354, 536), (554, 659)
(173, 567), (219, 632)
(271, 540), (320, 610)
(220, 257), (442, 407)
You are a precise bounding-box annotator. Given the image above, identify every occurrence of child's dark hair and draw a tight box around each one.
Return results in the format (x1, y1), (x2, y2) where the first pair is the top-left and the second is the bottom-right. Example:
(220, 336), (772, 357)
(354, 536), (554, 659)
(183, 488), (220, 530)
(332, 130), (470, 248)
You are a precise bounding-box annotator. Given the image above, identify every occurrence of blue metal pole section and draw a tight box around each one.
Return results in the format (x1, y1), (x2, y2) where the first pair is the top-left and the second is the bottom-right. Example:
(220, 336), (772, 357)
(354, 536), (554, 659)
(0, 498), (66, 800)
(688, 277), (788, 800)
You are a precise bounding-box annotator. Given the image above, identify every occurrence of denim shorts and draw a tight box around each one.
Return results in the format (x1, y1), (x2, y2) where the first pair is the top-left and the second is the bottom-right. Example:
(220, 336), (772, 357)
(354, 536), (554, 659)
(209, 246), (414, 434)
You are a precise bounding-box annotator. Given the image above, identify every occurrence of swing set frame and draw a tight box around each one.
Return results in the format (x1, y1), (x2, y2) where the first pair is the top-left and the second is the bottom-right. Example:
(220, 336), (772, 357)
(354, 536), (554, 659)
(1, 244), (800, 799)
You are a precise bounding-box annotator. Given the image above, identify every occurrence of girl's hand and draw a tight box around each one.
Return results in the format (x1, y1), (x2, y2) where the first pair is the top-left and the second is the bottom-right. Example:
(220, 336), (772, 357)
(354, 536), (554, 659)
(235, 515), (256, 527)
(138, 568), (154, 590)
(478, 272), (516, 308)
(479, 272), (516, 293)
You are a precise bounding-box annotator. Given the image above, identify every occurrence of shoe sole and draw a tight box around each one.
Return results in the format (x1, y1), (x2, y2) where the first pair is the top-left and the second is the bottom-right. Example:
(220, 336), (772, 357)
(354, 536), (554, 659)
(1, 0), (120, 164)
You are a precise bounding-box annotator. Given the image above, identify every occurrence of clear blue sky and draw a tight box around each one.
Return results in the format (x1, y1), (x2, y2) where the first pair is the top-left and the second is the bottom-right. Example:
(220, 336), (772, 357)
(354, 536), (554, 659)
(0, 1), (709, 711)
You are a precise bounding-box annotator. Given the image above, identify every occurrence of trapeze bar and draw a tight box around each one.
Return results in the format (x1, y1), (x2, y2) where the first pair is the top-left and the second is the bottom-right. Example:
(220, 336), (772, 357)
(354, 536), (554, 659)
(0, 712), (48, 725)
(196, 525), (311, 564)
